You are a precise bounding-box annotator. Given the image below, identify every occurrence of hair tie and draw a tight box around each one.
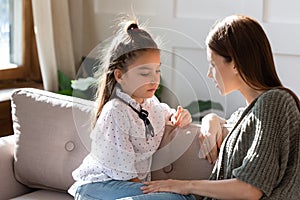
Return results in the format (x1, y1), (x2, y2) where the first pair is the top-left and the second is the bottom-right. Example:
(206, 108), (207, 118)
(127, 23), (139, 31)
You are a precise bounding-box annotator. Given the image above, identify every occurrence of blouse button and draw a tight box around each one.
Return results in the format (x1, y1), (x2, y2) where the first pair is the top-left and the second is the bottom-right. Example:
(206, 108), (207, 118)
(65, 141), (75, 152)
(163, 164), (173, 173)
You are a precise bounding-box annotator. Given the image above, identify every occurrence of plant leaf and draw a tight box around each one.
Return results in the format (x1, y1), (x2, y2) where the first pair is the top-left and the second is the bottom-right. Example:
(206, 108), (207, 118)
(71, 77), (96, 91)
(58, 70), (72, 91)
(184, 100), (223, 115)
(57, 89), (73, 96)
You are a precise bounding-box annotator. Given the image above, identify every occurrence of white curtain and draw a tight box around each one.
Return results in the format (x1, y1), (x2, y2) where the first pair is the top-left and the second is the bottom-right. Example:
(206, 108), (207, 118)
(31, 0), (76, 92)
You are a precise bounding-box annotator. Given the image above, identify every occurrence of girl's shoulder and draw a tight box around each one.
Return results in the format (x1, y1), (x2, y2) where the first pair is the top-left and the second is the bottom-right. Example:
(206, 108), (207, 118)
(101, 98), (129, 115)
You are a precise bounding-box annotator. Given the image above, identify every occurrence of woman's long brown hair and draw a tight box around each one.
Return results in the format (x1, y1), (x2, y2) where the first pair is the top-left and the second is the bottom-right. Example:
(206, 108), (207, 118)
(206, 15), (299, 110)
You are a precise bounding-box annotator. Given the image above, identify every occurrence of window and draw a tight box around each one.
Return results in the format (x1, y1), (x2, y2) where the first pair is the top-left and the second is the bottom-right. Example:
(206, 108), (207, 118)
(0, 0), (22, 69)
(0, 0), (41, 87)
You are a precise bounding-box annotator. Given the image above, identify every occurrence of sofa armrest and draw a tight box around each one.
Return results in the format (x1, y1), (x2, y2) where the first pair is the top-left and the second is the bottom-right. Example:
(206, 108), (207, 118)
(0, 135), (33, 199)
(152, 124), (213, 181)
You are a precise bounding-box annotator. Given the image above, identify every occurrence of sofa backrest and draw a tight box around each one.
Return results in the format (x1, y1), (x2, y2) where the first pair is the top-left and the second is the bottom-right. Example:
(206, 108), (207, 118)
(11, 88), (213, 192)
(11, 88), (94, 191)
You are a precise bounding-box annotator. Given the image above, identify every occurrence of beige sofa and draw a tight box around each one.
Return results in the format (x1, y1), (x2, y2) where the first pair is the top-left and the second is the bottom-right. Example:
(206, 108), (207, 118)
(0, 88), (213, 200)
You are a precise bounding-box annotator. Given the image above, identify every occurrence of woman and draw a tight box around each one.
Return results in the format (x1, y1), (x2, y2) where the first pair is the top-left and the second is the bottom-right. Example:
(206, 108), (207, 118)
(141, 15), (300, 200)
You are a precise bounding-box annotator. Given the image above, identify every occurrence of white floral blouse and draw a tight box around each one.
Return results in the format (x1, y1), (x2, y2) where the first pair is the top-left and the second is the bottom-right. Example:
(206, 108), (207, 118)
(68, 88), (175, 196)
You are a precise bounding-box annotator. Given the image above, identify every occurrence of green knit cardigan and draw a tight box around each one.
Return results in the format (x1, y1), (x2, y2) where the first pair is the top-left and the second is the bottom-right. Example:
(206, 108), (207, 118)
(203, 89), (300, 200)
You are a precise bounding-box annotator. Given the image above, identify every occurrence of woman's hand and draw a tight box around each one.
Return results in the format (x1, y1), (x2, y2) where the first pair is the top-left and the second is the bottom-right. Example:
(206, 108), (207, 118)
(143, 178), (263, 199)
(170, 106), (192, 127)
(199, 113), (226, 164)
(141, 179), (189, 195)
(129, 177), (141, 183)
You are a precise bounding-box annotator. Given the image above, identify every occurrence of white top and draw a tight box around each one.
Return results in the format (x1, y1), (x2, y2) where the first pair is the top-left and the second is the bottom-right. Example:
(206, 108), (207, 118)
(68, 88), (175, 196)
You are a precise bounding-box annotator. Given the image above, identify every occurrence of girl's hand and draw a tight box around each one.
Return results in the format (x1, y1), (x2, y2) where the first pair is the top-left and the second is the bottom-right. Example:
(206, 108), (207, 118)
(170, 106), (192, 127)
(199, 113), (225, 164)
(141, 179), (189, 195)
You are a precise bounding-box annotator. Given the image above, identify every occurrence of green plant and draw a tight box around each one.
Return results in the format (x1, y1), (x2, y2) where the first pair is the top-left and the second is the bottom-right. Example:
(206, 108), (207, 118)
(184, 100), (223, 122)
(154, 82), (223, 122)
(185, 100), (223, 115)
(57, 70), (73, 96)
(57, 70), (94, 99)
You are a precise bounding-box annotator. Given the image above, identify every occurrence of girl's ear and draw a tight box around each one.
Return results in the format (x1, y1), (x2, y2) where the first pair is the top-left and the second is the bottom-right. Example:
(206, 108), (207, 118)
(114, 69), (123, 83)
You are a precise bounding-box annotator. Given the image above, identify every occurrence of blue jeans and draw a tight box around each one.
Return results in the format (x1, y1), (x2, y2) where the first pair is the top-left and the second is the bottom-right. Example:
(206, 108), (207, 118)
(75, 180), (196, 200)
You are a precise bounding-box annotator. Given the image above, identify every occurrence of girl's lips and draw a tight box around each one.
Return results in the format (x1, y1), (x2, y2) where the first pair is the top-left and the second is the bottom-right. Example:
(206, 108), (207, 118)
(148, 89), (156, 92)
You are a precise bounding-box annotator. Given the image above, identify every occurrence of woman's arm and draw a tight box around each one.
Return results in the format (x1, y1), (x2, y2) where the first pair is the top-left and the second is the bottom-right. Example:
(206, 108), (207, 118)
(129, 177), (142, 183)
(142, 178), (263, 200)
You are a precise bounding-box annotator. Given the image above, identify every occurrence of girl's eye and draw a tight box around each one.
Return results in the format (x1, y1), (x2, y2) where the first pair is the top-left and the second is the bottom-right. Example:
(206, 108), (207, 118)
(156, 70), (161, 74)
(140, 73), (150, 76)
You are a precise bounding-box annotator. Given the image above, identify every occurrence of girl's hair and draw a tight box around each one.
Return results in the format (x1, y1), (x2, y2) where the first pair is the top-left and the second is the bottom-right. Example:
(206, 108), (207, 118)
(206, 15), (299, 109)
(94, 19), (158, 123)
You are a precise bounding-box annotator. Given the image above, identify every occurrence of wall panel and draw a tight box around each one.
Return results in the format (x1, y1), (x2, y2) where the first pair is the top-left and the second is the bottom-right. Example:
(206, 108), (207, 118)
(78, 0), (300, 117)
(263, 0), (300, 24)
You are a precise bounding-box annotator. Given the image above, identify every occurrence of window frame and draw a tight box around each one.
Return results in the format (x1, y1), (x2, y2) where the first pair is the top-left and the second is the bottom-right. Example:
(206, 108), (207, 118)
(0, 0), (41, 85)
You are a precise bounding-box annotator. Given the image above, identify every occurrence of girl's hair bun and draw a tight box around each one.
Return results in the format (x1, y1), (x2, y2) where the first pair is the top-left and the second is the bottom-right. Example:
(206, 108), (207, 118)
(127, 23), (139, 30)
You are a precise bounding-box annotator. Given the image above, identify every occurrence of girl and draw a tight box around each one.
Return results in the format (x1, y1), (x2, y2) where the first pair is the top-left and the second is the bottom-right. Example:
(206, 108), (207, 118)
(141, 15), (300, 199)
(68, 19), (195, 200)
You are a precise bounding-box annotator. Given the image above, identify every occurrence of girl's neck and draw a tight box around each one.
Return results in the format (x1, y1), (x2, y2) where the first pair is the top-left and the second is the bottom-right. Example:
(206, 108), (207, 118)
(132, 96), (145, 104)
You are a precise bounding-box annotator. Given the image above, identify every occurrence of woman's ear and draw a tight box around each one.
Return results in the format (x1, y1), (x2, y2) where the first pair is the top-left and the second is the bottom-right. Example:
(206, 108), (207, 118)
(114, 69), (123, 83)
(232, 63), (239, 75)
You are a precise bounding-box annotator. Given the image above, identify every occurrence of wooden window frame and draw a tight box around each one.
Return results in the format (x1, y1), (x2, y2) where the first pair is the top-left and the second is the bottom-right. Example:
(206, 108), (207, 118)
(0, 0), (42, 89)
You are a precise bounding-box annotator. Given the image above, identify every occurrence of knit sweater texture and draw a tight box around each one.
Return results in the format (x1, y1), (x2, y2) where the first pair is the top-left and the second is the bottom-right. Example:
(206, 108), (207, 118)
(202, 89), (300, 200)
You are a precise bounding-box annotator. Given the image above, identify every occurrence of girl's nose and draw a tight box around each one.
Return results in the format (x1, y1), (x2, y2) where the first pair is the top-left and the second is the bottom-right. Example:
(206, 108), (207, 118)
(151, 74), (160, 84)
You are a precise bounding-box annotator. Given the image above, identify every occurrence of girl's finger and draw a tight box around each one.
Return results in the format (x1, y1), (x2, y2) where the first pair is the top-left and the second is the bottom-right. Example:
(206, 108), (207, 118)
(178, 109), (192, 127)
(173, 106), (182, 120)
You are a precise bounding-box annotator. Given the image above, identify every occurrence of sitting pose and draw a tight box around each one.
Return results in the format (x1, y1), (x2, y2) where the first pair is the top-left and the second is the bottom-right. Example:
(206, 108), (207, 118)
(68, 18), (194, 200)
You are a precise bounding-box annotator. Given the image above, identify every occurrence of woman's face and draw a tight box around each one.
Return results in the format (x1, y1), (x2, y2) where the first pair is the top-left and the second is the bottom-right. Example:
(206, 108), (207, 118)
(116, 50), (161, 104)
(206, 48), (240, 96)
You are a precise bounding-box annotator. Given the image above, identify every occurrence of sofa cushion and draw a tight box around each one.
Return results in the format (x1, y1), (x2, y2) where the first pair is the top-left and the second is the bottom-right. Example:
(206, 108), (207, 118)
(10, 190), (73, 200)
(0, 135), (33, 199)
(11, 88), (94, 191)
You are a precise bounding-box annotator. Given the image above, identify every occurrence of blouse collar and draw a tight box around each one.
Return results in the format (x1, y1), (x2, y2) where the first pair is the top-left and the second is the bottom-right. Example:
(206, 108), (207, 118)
(115, 87), (143, 110)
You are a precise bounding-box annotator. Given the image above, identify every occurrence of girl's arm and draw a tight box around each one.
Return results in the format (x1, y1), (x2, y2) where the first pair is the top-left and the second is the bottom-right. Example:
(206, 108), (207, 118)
(142, 178), (263, 200)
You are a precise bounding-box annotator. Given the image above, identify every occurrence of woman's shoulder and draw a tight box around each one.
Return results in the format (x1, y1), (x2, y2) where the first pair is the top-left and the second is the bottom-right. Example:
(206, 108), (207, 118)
(255, 88), (299, 115)
(258, 88), (297, 104)
(261, 88), (291, 97)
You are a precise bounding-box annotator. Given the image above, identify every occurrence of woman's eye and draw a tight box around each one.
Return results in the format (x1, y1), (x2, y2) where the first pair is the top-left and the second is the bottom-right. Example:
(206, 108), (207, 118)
(156, 70), (161, 74)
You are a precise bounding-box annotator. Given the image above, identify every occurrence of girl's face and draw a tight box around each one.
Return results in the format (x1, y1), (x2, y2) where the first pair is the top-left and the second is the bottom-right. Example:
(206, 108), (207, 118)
(206, 48), (240, 96)
(116, 50), (161, 104)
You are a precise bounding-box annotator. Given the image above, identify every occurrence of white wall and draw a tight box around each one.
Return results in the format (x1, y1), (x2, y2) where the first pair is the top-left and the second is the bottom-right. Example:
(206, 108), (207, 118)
(72, 0), (300, 118)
